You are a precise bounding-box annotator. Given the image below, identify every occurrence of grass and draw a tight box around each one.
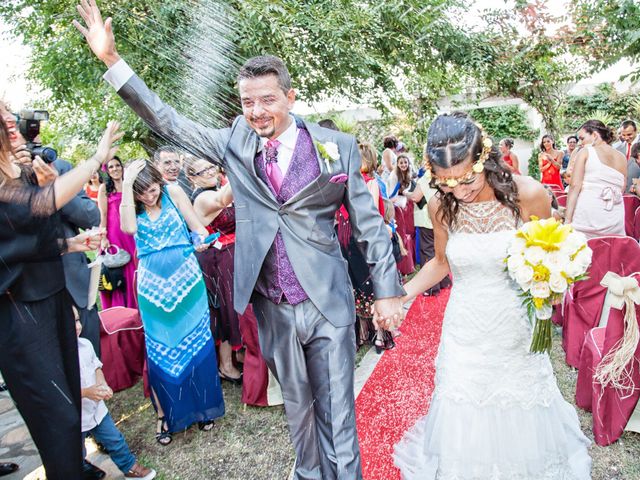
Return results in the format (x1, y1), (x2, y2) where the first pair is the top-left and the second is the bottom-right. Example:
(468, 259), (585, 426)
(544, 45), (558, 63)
(550, 328), (640, 480)
(107, 382), (293, 480)
(105, 323), (640, 480)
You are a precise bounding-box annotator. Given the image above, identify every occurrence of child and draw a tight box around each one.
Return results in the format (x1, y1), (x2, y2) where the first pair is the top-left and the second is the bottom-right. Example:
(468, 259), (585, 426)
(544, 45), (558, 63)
(76, 315), (156, 480)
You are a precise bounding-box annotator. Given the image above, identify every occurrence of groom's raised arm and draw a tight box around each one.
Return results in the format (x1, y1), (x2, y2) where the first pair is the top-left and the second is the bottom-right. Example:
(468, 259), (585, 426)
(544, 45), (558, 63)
(74, 0), (227, 165)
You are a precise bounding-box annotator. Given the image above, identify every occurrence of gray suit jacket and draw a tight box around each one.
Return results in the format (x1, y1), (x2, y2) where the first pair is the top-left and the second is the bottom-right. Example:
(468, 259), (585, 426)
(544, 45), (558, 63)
(53, 159), (101, 308)
(117, 75), (404, 326)
(615, 137), (640, 191)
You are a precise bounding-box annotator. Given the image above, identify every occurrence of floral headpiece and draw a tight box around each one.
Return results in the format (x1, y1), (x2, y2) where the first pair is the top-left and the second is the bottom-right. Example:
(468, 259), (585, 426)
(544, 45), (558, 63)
(423, 124), (493, 188)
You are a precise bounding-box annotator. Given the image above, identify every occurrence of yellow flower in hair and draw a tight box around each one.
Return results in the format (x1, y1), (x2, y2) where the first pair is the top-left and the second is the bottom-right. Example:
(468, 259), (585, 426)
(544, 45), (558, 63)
(483, 137), (493, 149)
(472, 161), (485, 173)
(446, 178), (459, 188)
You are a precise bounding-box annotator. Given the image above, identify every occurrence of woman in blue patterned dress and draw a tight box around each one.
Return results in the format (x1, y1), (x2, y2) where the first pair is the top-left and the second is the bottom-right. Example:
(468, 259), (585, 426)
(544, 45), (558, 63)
(120, 159), (224, 446)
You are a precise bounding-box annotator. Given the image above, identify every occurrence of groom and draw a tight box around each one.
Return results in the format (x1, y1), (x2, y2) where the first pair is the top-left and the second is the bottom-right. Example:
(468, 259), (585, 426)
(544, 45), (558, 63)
(74, 2), (404, 478)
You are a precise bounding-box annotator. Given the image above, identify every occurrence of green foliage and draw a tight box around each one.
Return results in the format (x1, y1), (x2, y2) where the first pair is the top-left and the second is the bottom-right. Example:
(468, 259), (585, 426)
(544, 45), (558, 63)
(570, 0), (640, 81)
(468, 105), (537, 142)
(468, 4), (581, 139)
(527, 147), (540, 179)
(563, 84), (640, 131)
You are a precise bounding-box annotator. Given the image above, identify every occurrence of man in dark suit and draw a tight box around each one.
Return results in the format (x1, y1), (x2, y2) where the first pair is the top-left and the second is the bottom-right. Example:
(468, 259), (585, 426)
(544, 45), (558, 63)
(53, 159), (102, 355)
(75, 3), (404, 478)
(615, 119), (640, 191)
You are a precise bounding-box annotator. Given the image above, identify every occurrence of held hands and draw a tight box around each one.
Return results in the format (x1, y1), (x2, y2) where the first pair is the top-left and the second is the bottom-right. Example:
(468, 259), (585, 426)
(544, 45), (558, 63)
(73, 0), (121, 67)
(372, 296), (405, 331)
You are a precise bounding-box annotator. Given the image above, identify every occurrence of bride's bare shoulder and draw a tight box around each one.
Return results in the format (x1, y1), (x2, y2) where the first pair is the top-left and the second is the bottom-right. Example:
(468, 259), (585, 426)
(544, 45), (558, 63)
(514, 175), (552, 219)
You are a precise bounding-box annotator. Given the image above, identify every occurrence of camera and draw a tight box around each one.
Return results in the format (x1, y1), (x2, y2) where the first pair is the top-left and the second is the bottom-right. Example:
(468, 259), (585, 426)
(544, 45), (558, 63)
(17, 109), (58, 163)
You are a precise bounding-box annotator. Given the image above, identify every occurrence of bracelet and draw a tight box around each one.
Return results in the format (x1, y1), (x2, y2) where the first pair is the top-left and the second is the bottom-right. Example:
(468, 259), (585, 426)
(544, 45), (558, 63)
(120, 203), (135, 208)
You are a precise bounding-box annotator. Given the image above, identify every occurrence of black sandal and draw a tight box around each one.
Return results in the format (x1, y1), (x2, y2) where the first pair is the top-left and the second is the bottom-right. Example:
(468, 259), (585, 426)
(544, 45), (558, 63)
(155, 416), (172, 446)
(198, 420), (215, 432)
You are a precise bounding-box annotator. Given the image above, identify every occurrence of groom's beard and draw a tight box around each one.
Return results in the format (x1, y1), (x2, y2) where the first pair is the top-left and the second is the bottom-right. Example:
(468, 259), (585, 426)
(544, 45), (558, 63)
(250, 117), (275, 139)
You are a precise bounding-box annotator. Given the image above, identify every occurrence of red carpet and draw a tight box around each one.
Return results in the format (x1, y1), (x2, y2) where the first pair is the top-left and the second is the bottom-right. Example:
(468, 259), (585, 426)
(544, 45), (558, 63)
(355, 290), (449, 480)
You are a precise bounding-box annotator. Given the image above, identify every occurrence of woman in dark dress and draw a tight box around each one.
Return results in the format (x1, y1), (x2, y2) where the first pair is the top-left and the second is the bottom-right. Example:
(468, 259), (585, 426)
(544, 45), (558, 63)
(0, 117), (122, 479)
(185, 156), (283, 406)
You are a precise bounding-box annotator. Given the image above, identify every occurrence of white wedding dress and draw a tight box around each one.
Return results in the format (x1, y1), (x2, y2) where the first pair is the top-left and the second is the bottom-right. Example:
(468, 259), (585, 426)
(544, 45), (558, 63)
(394, 200), (591, 480)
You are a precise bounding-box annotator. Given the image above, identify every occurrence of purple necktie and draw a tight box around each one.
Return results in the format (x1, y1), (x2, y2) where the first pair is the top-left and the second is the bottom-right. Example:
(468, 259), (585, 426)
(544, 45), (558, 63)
(264, 139), (283, 193)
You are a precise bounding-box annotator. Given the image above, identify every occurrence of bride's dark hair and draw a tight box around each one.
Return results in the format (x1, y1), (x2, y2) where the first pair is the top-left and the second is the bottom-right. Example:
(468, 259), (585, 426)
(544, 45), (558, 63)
(425, 111), (520, 228)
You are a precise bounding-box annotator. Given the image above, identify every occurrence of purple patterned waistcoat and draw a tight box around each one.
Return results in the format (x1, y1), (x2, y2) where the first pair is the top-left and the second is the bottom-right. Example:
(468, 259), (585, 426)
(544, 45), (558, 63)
(253, 126), (320, 304)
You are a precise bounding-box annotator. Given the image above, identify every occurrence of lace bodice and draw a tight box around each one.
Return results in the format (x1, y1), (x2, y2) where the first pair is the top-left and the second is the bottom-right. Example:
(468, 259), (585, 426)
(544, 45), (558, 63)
(440, 200), (557, 409)
(449, 200), (519, 234)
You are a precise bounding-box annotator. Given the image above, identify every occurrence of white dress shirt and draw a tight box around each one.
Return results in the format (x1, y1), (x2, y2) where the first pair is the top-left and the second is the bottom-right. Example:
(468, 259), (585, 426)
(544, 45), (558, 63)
(257, 116), (299, 175)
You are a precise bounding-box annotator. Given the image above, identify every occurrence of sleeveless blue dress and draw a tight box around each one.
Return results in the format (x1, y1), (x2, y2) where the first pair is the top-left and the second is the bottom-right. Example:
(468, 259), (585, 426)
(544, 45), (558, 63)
(135, 189), (224, 432)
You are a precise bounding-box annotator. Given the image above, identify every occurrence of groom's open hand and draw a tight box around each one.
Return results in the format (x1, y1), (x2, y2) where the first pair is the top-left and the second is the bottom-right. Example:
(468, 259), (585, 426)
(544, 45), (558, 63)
(372, 297), (404, 331)
(73, 0), (121, 67)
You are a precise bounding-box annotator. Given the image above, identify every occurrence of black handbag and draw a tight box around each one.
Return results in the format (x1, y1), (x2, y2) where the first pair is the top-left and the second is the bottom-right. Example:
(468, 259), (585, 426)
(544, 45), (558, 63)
(98, 264), (126, 292)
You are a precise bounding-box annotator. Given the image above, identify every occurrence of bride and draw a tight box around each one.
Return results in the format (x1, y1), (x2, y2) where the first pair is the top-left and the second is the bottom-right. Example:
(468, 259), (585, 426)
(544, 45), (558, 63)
(393, 113), (591, 479)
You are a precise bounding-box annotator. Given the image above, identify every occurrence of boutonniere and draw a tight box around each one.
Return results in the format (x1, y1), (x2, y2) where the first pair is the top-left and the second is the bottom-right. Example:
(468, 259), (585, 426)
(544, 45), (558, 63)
(315, 141), (340, 173)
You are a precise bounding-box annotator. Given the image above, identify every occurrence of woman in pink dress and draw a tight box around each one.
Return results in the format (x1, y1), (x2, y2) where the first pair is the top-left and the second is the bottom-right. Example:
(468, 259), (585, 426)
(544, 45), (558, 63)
(98, 156), (138, 309)
(565, 120), (627, 238)
(538, 135), (564, 190)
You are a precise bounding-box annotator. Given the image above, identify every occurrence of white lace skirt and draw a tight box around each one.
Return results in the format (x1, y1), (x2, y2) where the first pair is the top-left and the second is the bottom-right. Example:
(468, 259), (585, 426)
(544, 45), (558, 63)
(393, 390), (592, 480)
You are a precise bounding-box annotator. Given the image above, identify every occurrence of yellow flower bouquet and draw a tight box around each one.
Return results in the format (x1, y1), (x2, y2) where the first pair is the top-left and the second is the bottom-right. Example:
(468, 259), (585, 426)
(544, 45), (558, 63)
(505, 217), (592, 353)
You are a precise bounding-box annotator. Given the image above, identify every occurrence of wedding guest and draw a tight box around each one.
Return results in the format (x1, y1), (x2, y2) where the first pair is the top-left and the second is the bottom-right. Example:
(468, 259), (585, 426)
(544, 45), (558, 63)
(85, 170), (102, 202)
(154, 145), (193, 198)
(53, 159), (103, 356)
(388, 154), (415, 275)
(98, 155), (138, 309)
(565, 120), (626, 238)
(538, 134), (564, 190)
(119, 160), (224, 445)
(185, 156), (282, 406)
(499, 138), (520, 174)
(563, 135), (578, 170)
(381, 135), (399, 181)
(615, 120), (640, 191)
(184, 156), (242, 383)
(405, 153), (452, 296)
(76, 316), (156, 480)
(629, 143), (640, 196)
(0, 116), (120, 480)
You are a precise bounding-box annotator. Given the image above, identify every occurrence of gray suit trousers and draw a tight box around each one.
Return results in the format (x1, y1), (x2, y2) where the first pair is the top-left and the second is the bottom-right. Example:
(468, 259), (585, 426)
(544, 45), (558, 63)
(252, 295), (362, 480)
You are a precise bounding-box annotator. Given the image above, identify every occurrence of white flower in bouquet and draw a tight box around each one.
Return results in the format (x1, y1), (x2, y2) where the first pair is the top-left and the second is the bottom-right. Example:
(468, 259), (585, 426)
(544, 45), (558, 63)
(535, 302), (553, 320)
(507, 253), (526, 274)
(530, 281), (551, 299)
(515, 265), (534, 286)
(544, 250), (570, 274)
(523, 245), (546, 265)
(574, 247), (592, 272)
(549, 272), (568, 293)
(507, 237), (527, 256)
(560, 231), (587, 256)
(565, 259), (584, 278)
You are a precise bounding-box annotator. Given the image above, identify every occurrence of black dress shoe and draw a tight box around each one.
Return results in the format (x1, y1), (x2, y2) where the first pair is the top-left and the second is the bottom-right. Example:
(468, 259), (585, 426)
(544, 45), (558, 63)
(82, 461), (106, 480)
(0, 463), (19, 477)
